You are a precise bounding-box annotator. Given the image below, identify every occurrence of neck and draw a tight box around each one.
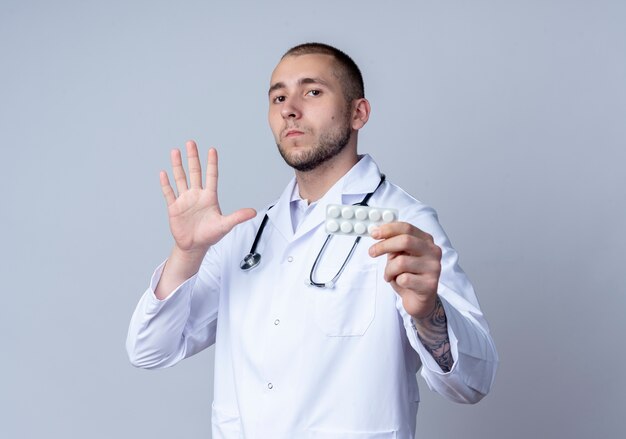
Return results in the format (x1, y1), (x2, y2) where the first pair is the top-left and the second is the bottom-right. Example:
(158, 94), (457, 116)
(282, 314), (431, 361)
(295, 144), (359, 203)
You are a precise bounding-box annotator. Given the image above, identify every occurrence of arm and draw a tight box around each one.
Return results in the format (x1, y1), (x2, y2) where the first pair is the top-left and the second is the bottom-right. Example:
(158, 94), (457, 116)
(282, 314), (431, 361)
(412, 296), (453, 372)
(369, 219), (497, 403)
(369, 222), (453, 371)
(126, 140), (256, 368)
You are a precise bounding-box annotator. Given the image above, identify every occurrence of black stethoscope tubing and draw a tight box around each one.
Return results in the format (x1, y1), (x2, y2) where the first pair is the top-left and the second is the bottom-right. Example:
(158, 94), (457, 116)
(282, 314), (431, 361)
(240, 174), (386, 288)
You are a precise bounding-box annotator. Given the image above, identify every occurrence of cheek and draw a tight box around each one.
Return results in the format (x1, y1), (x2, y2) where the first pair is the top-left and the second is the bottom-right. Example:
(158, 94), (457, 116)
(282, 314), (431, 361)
(268, 112), (282, 138)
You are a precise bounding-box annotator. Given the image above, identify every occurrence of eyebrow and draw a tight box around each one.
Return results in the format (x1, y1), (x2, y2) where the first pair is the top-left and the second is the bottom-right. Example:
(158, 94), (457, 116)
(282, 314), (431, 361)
(268, 77), (331, 95)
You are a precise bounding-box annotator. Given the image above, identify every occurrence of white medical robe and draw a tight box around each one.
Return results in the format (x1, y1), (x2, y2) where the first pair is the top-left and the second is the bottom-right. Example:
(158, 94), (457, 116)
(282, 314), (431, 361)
(127, 154), (498, 439)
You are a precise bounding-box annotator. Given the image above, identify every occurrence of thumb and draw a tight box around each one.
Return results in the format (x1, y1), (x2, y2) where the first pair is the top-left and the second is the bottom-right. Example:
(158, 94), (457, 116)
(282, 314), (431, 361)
(222, 208), (257, 231)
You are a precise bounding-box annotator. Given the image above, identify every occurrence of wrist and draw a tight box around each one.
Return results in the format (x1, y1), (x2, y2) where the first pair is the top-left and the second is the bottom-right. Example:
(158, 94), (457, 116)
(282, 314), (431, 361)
(411, 296), (439, 322)
(167, 245), (209, 278)
(172, 243), (210, 262)
(154, 245), (208, 301)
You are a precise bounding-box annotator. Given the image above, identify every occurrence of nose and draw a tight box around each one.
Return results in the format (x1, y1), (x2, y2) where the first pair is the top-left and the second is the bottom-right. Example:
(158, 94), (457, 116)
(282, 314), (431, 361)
(280, 97), (301, 120)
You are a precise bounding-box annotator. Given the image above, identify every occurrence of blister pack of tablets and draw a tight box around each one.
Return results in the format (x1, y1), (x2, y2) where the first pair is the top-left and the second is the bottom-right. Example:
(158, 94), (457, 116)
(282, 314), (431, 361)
(325, 204), (398, 236)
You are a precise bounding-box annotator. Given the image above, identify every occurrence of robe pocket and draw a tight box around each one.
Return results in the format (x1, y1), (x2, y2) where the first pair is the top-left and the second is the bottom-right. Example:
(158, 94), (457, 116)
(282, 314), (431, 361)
(305, 428), (396, 438)
(211, 402), (243, 439)
(313, 263), (377, 337)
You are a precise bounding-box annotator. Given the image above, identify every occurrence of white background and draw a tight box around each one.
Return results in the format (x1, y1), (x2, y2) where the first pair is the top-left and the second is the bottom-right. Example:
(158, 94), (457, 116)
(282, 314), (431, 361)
(1, 1), (624, 438)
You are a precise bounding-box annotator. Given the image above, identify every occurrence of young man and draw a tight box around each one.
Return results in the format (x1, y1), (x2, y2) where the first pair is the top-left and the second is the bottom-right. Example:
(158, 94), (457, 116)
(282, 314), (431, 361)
(127, 43), (498, 438)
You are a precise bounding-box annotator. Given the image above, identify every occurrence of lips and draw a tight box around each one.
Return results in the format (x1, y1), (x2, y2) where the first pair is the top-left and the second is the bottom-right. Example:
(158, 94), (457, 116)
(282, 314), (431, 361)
(285, 129), (305, 138)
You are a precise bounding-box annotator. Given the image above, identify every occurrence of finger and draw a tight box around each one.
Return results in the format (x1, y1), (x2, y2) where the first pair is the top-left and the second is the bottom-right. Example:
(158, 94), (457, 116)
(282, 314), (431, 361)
(186, 140), (203, 189)
(383, 254), (440, 283)
(159, 170), (177, 206)
(392, 272), (440, 299)
(389, 273), (429, 293)
(221, 208), (257, 232)
(394, 272), (439, 294)
(369, 233), (435, 258)
(205, 147), (218, 198)
(370, 222), (431, 241)
(170, 148), (188, 195)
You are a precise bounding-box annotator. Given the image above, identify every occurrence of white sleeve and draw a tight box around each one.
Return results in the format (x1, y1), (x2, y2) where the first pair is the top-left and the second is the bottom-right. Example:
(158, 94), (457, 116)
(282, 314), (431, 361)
(398, 206), (499, 403)
(125, 246), (222, 369)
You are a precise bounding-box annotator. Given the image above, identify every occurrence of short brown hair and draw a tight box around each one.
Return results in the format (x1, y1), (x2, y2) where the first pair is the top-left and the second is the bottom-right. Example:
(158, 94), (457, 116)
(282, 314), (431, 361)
(282, 42), (364, 103)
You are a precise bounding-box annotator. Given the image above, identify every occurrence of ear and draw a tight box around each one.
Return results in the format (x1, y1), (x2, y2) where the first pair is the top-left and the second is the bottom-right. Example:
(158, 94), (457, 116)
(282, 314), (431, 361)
(350, 98), (371, 130)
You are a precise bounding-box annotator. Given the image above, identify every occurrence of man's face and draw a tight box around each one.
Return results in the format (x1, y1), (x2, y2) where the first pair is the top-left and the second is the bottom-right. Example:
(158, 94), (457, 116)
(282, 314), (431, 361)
(268, 54), (353, 172)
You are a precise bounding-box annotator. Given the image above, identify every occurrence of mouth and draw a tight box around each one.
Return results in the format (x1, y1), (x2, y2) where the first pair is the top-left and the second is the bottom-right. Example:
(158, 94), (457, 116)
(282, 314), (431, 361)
(284, 129), (305, 138)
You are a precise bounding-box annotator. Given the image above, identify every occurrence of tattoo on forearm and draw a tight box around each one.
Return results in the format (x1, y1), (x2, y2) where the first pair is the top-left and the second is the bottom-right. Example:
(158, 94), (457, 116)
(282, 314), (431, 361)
(413, 297), (453, 372)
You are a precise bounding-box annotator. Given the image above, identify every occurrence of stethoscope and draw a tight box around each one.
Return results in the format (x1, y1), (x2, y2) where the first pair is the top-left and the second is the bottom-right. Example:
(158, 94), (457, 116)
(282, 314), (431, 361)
(240, 174), (386, 288)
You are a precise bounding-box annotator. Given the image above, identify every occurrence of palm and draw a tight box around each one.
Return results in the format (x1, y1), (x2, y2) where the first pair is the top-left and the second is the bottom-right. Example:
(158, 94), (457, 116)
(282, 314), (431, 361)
(167, 188), (219, 250)
(160, 141), (256, 254)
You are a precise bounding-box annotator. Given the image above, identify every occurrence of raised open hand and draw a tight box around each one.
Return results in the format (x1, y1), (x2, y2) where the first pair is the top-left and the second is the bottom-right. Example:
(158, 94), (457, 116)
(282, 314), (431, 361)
(160, 140), (256, 256)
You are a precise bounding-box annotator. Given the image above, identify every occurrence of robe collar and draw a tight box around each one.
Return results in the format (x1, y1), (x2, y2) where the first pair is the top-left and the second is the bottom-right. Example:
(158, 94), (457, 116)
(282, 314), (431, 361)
(266, 154), (384, 242)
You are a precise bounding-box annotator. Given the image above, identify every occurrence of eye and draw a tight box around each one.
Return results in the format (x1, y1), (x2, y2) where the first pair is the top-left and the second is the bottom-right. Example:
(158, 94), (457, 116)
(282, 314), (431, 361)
(306, 89), (321, 97)
(272, 95), (286, 104)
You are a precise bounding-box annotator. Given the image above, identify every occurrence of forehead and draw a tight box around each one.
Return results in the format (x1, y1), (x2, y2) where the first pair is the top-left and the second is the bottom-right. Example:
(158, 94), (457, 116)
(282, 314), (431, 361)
(270, 53), (339, 87)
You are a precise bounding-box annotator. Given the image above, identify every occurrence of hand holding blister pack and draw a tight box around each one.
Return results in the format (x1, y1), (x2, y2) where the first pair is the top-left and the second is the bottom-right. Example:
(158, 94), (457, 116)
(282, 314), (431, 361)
(325, 204), (398, 236)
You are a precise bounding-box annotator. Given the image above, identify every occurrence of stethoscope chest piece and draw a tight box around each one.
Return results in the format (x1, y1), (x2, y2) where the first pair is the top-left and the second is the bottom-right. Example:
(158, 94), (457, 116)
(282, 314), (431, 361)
(240, 252), (261, 271)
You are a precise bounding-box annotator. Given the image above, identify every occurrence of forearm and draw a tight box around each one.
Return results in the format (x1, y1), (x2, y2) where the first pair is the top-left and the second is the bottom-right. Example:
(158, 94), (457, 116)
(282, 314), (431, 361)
(127, 255), (221, 368)
(154, 245), (208, 300)
(412, 296), (453, 372)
